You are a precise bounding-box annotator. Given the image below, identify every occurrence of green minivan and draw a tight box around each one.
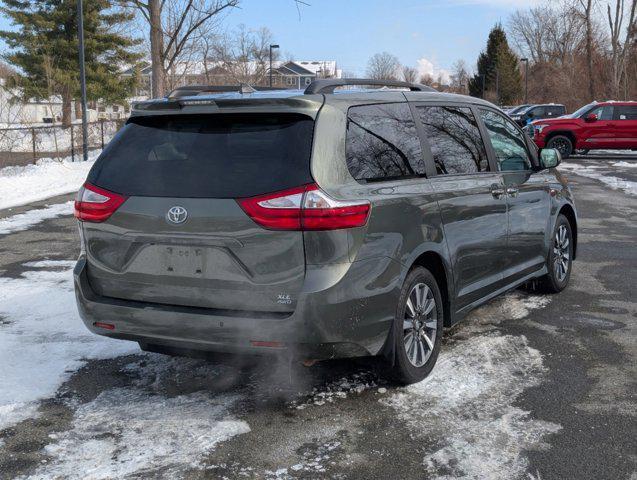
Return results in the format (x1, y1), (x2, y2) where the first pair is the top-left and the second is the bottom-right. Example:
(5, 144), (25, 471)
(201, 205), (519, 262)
(74, 79), (577, 384)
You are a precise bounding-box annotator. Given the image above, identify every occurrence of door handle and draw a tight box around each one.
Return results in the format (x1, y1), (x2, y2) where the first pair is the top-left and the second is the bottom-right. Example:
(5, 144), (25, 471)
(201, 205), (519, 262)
(506, 187), (519, 197)
(490, 185), (506, 199)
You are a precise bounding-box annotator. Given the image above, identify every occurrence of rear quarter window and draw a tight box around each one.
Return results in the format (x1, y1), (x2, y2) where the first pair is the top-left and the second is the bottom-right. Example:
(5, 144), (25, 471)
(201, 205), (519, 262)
(87, 113), (315, 198)
(345, 103), (426, 182)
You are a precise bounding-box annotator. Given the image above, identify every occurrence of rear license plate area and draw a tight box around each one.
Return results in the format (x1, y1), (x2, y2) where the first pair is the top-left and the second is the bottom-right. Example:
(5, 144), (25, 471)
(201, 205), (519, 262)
(162, 246), (204, 275)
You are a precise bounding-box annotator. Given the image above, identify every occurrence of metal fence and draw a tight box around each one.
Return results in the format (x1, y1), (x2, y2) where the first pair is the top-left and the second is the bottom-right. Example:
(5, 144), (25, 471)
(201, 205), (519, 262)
(0, 119), (125, 168)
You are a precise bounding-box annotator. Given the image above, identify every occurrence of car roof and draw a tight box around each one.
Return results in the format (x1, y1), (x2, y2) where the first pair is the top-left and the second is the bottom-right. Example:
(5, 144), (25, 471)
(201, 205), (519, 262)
(597, 100), (637, 105)
(528, 103), (565, 107)
(131, 87), (498, 117)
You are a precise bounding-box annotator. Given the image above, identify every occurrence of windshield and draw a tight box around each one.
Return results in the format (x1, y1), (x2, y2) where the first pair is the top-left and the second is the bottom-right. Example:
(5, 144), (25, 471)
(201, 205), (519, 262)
(88, 113), (315, 198)
(567, 102), (597, 119)
(509, 105), (530, 115)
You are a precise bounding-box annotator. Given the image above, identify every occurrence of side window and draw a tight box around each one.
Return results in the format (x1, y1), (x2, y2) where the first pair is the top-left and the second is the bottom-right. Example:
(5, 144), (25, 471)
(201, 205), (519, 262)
(416, 106), (489, 175)
(528, 107), (544, 119)
(546, 106), (562, 117)
(480, 109), (533, 171)
(346, 103), (426, 182)
(590, 105), (614, 120)
(616, 106), (637, 120)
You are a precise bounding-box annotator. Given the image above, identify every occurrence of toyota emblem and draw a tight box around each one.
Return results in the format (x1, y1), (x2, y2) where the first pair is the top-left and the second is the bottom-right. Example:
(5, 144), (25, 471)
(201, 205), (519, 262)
(166, 206), (188, 224)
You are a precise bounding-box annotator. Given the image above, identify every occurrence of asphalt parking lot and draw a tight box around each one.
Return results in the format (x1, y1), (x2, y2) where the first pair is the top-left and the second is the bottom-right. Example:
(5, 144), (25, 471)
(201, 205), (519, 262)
(0, 155), (635, 480)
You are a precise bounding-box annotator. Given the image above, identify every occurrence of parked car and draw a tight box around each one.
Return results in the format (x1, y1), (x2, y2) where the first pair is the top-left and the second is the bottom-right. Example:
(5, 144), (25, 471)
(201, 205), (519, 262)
(531, 101), (637, 158)
(505, 104), (532, 115)
(510, 104), (566, 127)
(73, 79), (577, 384)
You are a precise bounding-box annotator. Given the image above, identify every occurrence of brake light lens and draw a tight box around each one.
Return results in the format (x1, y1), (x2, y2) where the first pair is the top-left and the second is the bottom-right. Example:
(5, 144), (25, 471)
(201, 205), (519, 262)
(74, 183), (128, 223)
(237, 183), (370, 231)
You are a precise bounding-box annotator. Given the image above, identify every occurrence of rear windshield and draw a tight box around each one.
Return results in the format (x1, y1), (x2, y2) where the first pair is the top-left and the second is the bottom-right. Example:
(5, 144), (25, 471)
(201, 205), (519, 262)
(87, 113), (315, 198)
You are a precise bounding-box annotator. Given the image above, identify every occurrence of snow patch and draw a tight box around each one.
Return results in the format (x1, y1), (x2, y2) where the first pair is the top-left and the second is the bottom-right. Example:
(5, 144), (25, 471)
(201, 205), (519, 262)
(383, 334), (560, 479)
(265, 440), (342, 478)
(0, 153), (97, 210)
(23, 354), (250, 479)
(612, 161), (637, 169)
(25, 388), (249, 480)
(0, 201), (73, 235)
(382, 292), (559, 479)
(0, 261), (138, 431)
(466, 292), (551, 330)
(290, 372), (377, 409)
(559, 162), (637, 196)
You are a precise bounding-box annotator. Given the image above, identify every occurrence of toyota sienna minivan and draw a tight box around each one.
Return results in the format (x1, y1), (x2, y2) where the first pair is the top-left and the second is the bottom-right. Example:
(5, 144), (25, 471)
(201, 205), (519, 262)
(74, 79), (577, 384)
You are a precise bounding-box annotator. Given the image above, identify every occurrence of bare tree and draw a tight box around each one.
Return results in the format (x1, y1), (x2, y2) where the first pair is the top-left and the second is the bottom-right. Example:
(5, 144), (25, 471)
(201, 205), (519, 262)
(509, 4), (586, 65)
(120, 0), (239, 97)
(419, 73), (435, 86)
(606, 0), (637, 98)
(401, 66), (418, 83)
(577, 0), (597, 100)
(210, 25), (277, 85)
(449, 60), (470, 94)
(366, 52), (400, 80)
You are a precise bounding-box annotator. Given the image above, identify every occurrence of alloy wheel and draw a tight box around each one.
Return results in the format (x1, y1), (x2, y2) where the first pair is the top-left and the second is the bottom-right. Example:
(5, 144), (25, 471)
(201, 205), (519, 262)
(551, 138), (571, 155)
(403, 282), (438, 368)
(553, 224), (570, 282)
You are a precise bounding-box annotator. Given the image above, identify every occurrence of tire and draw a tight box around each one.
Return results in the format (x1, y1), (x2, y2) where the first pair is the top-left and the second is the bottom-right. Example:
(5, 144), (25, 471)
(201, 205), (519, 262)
(388, 267), (444, 385)
(537, 214), (573, 293)
(546, 135), (573, 159)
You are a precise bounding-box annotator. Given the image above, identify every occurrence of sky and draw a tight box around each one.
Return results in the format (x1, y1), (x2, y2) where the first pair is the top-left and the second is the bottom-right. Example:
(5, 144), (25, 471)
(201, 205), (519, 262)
(219, 0), (543, 78)
(0, 0), (543, 79)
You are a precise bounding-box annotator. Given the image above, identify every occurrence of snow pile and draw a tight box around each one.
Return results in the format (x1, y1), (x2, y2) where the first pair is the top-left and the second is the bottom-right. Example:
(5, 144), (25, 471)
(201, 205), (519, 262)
(559, 162), (637, 196)
(382, 293), (560, 479)
(0, 261), (138, 431)
(0, 153), (98, 210)
(0, 201), (73, 235)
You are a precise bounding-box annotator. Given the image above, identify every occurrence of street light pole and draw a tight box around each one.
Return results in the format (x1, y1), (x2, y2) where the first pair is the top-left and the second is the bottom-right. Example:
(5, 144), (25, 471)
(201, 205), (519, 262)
(269, 44), (280, 87)
(77, 0), (88, 162)
(521, 58), (529, 104)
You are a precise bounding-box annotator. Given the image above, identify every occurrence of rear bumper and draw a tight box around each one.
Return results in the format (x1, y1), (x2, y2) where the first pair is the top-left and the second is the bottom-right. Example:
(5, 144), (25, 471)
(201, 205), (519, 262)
(74, 255), (402, 360)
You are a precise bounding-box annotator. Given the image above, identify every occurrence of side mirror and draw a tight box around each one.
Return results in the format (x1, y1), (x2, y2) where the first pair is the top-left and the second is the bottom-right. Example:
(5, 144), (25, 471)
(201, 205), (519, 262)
(585, 113), (598, 122)
(540, 148), (561, 169)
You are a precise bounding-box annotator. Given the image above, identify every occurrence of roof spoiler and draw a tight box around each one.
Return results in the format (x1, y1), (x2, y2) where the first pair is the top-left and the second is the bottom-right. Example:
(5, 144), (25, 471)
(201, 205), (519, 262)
(167, 84), (282, 99)
(304, 78), (436, 94)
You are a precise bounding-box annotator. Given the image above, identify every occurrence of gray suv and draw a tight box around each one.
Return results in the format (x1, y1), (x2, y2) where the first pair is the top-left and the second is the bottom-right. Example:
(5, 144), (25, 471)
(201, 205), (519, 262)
(74, 79), (577, 384)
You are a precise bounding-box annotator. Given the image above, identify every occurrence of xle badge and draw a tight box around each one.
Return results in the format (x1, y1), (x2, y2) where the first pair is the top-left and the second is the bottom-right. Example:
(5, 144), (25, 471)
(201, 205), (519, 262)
(277, 294), (292, 305)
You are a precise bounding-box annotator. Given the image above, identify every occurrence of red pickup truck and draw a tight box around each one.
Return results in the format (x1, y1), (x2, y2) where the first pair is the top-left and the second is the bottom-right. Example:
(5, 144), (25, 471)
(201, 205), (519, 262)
(531, 101), (637, 158)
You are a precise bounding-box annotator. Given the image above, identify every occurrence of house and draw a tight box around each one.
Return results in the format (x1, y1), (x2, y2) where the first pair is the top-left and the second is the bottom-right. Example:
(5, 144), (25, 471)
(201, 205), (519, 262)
(269, 61), (339, 89)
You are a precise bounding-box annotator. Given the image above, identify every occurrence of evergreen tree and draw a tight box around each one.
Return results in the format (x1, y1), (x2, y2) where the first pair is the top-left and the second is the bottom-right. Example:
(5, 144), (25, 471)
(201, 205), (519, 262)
(468, 24), (522, 105)
(0, 0), (141, 126)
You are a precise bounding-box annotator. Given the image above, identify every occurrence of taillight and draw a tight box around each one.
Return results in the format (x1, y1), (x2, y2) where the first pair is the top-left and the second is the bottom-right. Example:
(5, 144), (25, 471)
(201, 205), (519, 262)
(74, 183), (128, 223)
(237, 183), (370, 231)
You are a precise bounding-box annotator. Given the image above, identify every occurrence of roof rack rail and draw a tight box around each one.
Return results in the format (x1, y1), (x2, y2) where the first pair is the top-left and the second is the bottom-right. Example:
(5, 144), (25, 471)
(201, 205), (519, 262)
(304, 78), (436, 95)
(167, 84), (282, 99)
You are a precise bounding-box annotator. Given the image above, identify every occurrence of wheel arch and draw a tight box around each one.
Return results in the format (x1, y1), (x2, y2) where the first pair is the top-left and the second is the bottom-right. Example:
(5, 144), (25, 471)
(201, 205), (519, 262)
(410, 251), (453, 327)
(558, 204), (578, 260)
(546, 130), (577, 147)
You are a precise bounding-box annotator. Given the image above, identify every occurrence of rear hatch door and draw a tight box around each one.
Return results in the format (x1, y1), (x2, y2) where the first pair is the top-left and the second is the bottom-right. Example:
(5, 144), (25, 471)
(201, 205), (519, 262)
(83, 111), (315, 313)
